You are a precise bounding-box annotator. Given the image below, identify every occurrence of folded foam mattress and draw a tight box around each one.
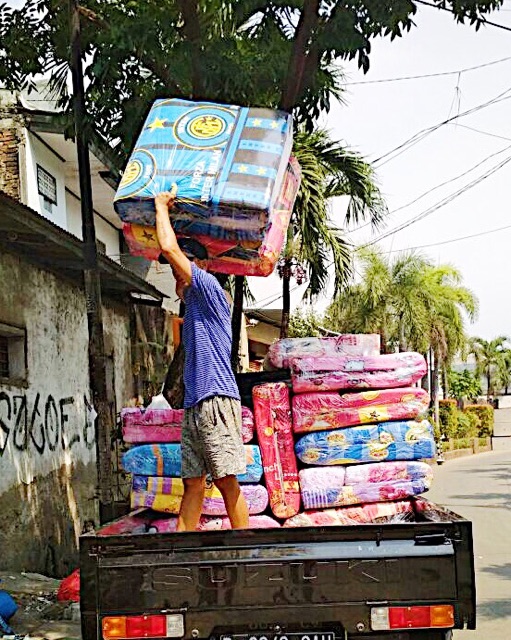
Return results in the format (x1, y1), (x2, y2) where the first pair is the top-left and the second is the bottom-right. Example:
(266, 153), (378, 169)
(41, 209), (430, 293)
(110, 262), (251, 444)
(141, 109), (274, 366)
(122, 443), (263, 483)
(131, 477), (268, 516)
(122, 157), (300, 277)
(295, 420), (436, 465)
(299, 463), (433, 510)
(97, 512), (279, 534)
(265, 335), (381, 370)
(292, 387), (429, 433)
(121, 407), (183, 443)
(291, 352), (427, 393)
(283, 500), (415, 527)
(114, 99), (293, 240)
(252, 382), (300, 518)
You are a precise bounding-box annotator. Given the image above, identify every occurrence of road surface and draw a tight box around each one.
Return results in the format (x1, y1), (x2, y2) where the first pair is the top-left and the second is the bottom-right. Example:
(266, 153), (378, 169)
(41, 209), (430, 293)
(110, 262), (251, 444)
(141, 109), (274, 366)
(427, 449), (511, 639)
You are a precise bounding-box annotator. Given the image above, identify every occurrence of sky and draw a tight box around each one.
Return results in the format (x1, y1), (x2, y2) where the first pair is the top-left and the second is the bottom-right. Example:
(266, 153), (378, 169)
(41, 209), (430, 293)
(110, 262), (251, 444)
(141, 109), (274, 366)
(248, 1), (511, 341)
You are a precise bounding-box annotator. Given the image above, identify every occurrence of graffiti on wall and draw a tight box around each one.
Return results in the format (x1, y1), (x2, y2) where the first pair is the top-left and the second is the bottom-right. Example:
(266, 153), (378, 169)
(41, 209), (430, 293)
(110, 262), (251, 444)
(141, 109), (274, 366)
(0, 391), (96, 456)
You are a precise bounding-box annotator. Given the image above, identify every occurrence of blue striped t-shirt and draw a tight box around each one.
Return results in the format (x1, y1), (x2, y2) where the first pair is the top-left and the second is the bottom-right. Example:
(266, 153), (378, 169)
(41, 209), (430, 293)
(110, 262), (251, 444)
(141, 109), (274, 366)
(182, 263), (240, 408)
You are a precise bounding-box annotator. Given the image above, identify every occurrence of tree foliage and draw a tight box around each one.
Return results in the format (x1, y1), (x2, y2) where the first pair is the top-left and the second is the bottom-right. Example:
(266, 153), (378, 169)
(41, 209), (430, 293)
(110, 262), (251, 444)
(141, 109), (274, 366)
(447, 369), (482, 402)
(0, 0), (504, 158)
(288, 308), (323, 338)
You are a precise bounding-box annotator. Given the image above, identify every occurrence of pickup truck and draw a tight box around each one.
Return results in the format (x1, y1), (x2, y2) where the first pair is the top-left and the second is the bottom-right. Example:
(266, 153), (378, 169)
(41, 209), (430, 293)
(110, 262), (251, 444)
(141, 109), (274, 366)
(80, 372), (476, 640)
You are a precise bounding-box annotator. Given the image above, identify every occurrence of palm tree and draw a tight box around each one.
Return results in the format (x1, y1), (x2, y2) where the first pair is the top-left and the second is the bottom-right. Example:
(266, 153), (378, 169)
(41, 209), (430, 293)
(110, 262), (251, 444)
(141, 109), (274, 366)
(420, 265), (478, 413)
(469, 336), (509, 398)
(324, 249), (434, 353)
(497, 349), (511, 395)
(324, 249), (478, 416)
(278, 129), (387, 338)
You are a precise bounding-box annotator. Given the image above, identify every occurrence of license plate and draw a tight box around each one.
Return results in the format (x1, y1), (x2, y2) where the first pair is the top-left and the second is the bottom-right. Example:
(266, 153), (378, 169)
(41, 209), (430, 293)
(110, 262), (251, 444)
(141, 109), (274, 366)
(221, 633), (335, 640)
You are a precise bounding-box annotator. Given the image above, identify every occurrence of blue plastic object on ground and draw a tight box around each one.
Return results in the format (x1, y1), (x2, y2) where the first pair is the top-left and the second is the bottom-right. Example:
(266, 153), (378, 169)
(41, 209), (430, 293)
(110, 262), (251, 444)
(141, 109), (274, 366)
(0, 589), (18, 621)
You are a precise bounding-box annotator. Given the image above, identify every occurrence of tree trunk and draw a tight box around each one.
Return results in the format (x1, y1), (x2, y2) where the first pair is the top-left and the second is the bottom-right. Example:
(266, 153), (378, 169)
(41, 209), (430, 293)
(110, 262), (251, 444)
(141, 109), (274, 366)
(279, 0), (320, 111)
(431, 351), (440, 431)
(441, 365), (449, 400)
(280, 262), (292, 339)
(162, 342), (185, 409)
(421, 351), (430, 392)
(398, 317), (406, 352)
(177, 0), (204, 98)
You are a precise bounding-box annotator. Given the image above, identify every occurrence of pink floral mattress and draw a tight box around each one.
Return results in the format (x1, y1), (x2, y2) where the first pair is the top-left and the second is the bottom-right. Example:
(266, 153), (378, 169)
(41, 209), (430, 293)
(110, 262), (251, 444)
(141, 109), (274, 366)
(299, 462), (433, 510)
(292, 387), (430, 433)
(291, 352), (427, 393)
(284, 500), (415, 527)
(265, 335), (381, 370)
(122, 405), (254, 444)
(121, 407), (183, 443)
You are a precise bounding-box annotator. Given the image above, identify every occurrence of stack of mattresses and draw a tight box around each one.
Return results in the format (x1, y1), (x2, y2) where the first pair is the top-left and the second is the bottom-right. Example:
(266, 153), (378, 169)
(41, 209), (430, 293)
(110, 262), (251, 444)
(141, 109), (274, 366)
(120, 405), (278, 528)
(115, 98), (301, 277)
(250, 336), (434, 527)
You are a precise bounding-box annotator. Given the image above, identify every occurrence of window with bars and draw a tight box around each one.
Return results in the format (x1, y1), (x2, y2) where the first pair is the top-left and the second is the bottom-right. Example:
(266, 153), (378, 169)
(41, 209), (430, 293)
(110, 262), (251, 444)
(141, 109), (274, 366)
(0, 324), (26, 382)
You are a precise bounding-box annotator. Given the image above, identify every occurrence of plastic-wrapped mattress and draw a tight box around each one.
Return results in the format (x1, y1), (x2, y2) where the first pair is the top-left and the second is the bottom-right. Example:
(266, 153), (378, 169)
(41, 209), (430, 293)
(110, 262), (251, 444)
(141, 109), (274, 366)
(265, 335), (380, 370)
(291, 352), (427, 393)
(130, 476), (269, 516)
(122, 157), (301, 277)
(295, 420), (436, 466)
(121, 443), (263, 483)
(252, 382), (300, 518)
(292, 387), (429, 433)
(284, 500), (415, 527)
(299, 462), (433, 510)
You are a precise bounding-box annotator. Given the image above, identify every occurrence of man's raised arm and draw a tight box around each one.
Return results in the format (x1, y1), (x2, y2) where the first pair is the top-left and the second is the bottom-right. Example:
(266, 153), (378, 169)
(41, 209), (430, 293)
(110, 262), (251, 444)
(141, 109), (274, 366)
(155, 187), (192, 285)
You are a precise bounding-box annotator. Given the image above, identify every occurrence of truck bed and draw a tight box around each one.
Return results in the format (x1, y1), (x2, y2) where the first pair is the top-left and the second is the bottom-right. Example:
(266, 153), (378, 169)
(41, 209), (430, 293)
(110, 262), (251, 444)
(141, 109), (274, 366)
(80, 498), (475, 640)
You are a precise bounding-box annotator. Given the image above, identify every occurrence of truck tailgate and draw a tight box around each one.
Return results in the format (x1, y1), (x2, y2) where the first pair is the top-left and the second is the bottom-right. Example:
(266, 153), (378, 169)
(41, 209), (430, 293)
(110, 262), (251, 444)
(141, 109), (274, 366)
(80, 518), (475, 639)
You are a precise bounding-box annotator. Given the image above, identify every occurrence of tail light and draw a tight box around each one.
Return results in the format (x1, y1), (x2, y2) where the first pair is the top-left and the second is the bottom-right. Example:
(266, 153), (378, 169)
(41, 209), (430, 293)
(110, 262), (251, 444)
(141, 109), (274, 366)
(371, 605), (454, 631)
(102, 614), (184, 639)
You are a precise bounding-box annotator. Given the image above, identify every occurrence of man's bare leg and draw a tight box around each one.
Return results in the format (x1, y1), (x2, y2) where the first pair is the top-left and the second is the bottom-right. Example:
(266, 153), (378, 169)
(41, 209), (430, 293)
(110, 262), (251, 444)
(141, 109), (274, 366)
(177, 476), (206, 531)
(214, 475), (250, 529)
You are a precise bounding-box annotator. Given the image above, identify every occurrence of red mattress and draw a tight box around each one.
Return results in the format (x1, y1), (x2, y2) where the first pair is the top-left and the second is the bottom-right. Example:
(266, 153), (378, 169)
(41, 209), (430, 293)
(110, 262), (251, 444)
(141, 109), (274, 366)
(252, 382), (301, 519)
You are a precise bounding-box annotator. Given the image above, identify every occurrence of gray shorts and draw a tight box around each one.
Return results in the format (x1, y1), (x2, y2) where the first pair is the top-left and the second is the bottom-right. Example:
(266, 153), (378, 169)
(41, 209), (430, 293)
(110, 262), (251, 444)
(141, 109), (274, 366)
(181, 396), (246, 480)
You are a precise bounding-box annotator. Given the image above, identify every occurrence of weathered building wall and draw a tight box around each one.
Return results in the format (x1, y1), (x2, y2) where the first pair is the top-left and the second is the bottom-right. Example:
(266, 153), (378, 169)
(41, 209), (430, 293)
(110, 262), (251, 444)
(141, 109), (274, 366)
(0, 115), (21, 200)
(0, 251), (133, 575)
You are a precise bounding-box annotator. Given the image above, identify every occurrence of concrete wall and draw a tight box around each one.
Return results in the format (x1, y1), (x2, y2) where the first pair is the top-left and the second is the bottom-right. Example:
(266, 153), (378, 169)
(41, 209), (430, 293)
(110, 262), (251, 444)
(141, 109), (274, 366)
(0, 251), (133, 576)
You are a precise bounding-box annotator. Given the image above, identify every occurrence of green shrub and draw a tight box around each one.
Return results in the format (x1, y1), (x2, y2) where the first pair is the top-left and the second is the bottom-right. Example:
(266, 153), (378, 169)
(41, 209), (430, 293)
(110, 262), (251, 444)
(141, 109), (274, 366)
(452, 437), (472, 450)
(455, 410), (479, 439)
(464, 404), (494, 437)
(439, 399), (458, 438)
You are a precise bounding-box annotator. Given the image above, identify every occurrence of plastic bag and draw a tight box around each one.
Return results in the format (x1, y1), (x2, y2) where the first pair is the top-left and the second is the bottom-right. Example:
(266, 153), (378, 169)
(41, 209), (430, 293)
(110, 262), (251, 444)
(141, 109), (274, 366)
(57, 569), (80, 603)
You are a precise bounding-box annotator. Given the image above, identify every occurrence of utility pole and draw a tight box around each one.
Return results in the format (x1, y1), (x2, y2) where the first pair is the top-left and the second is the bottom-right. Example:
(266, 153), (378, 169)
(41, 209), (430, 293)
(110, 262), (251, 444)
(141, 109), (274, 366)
(231, 275), (244, 372)
(69, 0), (114, 523)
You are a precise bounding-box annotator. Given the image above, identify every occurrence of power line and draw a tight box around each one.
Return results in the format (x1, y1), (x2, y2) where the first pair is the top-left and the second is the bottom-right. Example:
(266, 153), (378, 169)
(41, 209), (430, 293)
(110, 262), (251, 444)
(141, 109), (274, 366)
(388, 221), (511, 253)
(360, 152), (511, 248)
(373, 87), (511, 167)
(351, 143), (511, 232)
(448, 122), (511, 143)
(344, 54), (511, 85)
